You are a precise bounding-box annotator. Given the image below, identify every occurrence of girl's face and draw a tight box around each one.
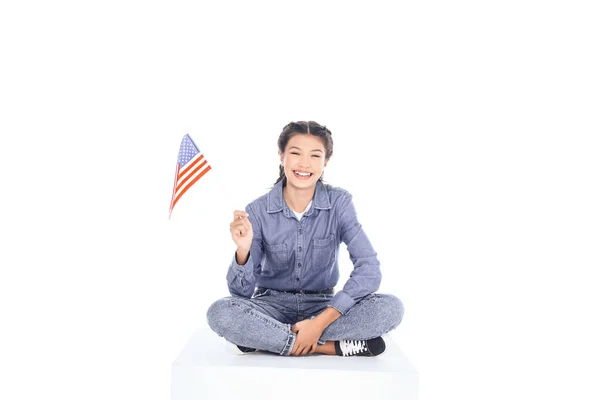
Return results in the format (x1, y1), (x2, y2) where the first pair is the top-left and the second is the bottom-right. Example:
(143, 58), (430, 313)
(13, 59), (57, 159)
(280, 133), (328, 190)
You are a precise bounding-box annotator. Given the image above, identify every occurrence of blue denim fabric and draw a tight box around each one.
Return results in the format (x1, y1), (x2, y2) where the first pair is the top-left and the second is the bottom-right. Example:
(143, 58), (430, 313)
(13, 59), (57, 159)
(207, 289), (404, 355)
(226, 180), (382, 315)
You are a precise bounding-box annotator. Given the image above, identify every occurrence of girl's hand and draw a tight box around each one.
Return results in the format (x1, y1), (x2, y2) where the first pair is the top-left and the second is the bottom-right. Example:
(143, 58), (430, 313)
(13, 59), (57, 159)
(230, 210), (253, 252)
(290, 319), (324, 356)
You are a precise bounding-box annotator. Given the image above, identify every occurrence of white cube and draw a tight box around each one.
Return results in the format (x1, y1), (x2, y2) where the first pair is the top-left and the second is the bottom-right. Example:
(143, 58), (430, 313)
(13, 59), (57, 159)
(172, 326), (418, 400)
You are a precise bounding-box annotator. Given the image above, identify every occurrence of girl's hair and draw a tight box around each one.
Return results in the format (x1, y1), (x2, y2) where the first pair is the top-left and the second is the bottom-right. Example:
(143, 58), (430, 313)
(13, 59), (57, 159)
(274, 121), (334, 185)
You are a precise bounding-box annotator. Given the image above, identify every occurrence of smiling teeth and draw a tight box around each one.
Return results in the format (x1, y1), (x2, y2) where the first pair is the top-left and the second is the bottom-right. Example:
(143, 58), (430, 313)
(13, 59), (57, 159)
(294, 171), (311, 176)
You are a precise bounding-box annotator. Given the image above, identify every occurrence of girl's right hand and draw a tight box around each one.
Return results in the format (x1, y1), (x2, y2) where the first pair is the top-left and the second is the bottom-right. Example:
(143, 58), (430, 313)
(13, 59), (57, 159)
(230, 210), (253, 251)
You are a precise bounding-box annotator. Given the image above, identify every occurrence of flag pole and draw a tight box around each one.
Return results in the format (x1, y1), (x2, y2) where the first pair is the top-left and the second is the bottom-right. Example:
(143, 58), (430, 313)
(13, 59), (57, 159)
(168, 163), (180, 220)
(209, 165), (243, 215)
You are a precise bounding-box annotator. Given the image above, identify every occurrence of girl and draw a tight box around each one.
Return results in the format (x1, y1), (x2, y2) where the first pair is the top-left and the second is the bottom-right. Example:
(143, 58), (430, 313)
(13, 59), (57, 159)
(207, 121), (404, 357)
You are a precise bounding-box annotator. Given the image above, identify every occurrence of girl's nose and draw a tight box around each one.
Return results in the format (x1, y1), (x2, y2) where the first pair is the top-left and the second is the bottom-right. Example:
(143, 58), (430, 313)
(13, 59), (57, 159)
(298, 157), (311, 167)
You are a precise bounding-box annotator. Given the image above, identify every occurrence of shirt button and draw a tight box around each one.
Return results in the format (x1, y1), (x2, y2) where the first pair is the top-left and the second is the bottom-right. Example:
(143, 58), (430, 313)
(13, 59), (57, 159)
(296, 277), (300, 281)
(299, 229), (302, 234)
(299, 246), (302, 252)
(298, 262), (302, 267)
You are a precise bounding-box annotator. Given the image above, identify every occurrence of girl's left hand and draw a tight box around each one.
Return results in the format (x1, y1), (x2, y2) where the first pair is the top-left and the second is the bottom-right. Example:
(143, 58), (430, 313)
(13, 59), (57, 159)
(290, 319), (324, 356)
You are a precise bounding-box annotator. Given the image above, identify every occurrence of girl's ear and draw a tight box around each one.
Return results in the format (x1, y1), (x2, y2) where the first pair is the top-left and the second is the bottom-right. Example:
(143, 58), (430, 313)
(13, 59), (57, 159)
(279, 152), (284, 165)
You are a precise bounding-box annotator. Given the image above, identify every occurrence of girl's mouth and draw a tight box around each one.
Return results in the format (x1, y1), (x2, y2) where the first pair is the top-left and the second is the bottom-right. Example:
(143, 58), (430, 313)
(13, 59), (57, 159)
(293, 170), (312, 180)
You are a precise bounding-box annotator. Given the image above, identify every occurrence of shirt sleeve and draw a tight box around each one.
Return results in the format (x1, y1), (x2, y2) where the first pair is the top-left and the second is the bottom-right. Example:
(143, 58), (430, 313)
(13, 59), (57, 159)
(327, 192), (382, 315)
(226, 204), (264, 298)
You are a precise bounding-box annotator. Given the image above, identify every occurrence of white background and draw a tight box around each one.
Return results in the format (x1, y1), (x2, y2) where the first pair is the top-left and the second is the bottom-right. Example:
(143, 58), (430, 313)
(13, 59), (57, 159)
(1, 1), (599, 399)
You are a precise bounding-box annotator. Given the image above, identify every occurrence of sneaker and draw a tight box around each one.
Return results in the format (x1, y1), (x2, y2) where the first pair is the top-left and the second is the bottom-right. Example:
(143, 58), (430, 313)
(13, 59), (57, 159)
(226, 341), (257, 355)
(236, 345), (257, 353)
(335, 337), (386, 357)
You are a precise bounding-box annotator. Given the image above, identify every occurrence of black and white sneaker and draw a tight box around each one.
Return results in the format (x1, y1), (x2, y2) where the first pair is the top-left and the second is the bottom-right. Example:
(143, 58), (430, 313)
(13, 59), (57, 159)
(335, 337), (386, 357)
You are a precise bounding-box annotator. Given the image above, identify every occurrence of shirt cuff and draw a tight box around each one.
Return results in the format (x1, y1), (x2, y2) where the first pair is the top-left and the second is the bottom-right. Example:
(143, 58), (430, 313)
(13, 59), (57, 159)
(327, 291), (356, 315)
(226, 253), (254, 285)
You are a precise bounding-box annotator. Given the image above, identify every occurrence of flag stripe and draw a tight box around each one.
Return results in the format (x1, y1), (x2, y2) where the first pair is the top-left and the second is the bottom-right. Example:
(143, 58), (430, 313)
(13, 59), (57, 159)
(174, 161), (210, 200)
(176, 153), (204, 190)
(175, 159), (210, 203)
(176, 159), (208, 193)
(179, 153), (205, 178)
(172, 165), (212, 209)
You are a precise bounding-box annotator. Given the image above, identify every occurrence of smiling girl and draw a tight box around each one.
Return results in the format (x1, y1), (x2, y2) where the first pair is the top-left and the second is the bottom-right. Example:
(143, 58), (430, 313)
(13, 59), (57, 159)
(207, 121), (404, 357)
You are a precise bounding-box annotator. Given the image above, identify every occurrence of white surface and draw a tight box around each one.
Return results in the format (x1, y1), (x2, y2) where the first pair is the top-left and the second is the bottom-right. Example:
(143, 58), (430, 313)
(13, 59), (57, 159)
(1, 2), (599, 400)
(172, 327), (418, 400)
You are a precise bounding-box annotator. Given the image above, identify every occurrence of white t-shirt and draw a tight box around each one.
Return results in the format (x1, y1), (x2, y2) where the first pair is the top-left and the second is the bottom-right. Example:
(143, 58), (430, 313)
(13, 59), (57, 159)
(292, 200), (313, 221)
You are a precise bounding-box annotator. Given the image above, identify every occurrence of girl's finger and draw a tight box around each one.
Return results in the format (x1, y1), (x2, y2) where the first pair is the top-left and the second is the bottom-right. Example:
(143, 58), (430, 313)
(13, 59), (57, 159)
(241, 218), (251, 230)
(230, 222), (248, 234)
(229, 223), (243, 232)
(230, 221), (244, 229)
(233, 210), (249, 221)
(229, 226), (245, 236)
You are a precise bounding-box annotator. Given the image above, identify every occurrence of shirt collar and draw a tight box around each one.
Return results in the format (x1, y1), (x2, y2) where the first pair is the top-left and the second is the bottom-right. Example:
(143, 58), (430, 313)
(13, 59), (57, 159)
(267, 179), (332, 215)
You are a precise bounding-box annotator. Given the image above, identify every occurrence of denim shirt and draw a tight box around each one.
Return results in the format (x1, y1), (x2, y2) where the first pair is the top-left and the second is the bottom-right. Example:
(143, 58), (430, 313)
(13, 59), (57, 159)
(226, 179), (382, 315)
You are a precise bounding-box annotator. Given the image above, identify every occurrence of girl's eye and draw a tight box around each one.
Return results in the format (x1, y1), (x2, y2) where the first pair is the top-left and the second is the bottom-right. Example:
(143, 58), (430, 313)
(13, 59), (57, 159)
(312, 155), (321, 158)
(291, 152), (300, 155)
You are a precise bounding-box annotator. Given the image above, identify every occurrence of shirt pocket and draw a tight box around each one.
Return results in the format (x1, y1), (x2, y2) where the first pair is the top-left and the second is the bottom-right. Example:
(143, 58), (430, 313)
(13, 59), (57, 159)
(264, 243), (289, 274)
(312, 234), (336, 268)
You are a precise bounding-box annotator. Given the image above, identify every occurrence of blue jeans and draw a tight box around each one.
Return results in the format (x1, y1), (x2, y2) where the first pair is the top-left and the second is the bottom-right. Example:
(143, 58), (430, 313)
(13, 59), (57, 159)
(206, 289), (404, 356)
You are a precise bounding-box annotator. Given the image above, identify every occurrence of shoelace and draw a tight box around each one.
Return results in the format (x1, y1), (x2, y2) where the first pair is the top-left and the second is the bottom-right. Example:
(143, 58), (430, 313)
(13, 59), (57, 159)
(340, 340), (368, 356)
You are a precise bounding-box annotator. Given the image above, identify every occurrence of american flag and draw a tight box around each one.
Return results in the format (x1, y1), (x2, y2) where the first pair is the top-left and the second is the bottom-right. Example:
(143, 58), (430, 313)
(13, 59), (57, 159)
(169, 134), (212, 219)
